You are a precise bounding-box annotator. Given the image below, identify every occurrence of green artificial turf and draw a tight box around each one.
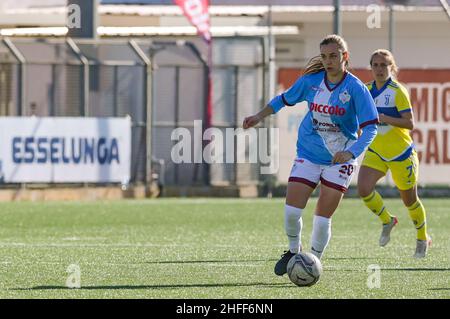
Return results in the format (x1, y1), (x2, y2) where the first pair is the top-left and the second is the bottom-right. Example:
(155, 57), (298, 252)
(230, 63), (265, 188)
(0, 198), (448, 299)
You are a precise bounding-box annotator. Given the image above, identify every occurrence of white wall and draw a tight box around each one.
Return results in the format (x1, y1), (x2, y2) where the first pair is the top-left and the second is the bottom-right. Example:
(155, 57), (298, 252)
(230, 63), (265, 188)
(294, 18), (450, 68)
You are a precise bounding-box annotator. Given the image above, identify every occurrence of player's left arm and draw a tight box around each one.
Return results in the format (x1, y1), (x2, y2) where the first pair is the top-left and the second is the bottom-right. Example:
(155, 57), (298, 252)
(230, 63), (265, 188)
(379, 84), (415, 130)
(333, 122), (377, 164)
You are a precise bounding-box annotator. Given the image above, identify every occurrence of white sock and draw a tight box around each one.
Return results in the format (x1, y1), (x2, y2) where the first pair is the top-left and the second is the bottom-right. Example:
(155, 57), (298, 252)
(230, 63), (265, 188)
(284, 204), (303, 253)
(311, 215), (332, 259)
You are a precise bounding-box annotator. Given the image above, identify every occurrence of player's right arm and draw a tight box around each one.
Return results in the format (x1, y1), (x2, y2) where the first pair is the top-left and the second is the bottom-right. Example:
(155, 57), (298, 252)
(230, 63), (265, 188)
(243, 75), (309, 129)
(379, 112), (414, 130)
(243, 105), (274, 129)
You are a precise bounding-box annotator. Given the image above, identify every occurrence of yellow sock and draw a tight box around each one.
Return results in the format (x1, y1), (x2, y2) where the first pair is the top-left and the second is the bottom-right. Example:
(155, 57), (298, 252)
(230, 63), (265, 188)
(407, 200), (428, 241)
(362, 191), (393, 224)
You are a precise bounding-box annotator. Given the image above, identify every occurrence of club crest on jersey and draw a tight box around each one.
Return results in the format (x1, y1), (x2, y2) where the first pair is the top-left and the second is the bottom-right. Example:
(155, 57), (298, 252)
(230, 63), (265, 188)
(339, 90), (351, 104)
(385, 94), (391, 105)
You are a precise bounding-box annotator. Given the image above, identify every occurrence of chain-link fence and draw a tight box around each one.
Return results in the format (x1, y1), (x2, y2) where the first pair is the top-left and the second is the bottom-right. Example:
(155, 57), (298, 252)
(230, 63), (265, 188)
(210, 37), (265, 186)
(0, 36), (267, 187)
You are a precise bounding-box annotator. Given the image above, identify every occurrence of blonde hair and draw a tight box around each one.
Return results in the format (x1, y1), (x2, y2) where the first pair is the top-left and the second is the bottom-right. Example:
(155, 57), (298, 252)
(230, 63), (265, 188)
(370, 49), (399, 79)
(304, 34), (350, 75)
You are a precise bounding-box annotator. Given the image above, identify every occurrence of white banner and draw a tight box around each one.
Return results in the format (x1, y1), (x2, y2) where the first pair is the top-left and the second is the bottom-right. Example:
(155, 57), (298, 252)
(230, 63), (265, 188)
(0, 117), (131, 183)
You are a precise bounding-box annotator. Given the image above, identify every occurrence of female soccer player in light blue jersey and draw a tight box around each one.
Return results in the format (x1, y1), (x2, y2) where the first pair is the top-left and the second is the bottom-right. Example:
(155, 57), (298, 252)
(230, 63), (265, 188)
(243, 34), (379, 276)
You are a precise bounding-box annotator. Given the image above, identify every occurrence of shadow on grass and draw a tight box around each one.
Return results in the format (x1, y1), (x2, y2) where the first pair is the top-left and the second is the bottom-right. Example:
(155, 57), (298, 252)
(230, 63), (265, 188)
(146, 259), (278, 264)
(13, 282), (295, 291)
(326, 257), (380, 261)
(381, 268), (450, 272)
(149, 257), (380, 264)
(322, 267), (450, 273)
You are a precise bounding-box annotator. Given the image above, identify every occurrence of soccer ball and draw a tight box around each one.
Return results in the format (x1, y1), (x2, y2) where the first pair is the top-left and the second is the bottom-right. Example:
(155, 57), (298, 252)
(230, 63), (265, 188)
(286, 252), (323, 287)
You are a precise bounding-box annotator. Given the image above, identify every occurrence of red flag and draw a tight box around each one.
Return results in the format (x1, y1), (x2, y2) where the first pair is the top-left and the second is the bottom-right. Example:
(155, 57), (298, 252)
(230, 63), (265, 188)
(175, 0), (213, 154)
(174, 0), (211, 43)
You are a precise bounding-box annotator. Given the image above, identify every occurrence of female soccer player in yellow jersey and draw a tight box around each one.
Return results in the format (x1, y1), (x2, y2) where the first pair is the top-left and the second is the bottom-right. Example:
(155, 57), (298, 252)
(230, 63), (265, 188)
(358, 49), (431, 258)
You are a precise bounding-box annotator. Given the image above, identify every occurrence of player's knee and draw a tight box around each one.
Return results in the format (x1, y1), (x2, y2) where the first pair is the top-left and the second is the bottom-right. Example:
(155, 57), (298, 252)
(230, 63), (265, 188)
(357, 183), (373, 198)
(285, 198), (305, 211)
(399, 186), (418, 207)
(402, 192), (418, 207)
(286, 190), (308, 209)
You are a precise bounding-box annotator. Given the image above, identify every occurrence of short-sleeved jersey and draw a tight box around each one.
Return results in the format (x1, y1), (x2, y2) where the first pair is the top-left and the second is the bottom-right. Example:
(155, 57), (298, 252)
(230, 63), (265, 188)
(366, 78), (414, 161)
(269, 70), (378, 165)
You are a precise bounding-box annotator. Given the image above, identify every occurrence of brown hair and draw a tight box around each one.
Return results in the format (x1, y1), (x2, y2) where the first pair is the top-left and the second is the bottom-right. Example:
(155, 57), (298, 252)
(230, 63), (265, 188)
(370, 49), (399, 79)
(303, 34), (349, 75)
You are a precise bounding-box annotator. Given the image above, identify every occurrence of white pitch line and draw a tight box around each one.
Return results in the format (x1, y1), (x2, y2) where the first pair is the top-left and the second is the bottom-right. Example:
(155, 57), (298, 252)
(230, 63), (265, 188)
(0, 242), (284, 248)
(0, 260), (263, 267)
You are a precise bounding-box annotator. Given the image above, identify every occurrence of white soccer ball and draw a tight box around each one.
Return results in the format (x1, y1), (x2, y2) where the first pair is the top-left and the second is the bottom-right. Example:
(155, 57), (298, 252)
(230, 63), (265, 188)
(286, 252), (323, 287)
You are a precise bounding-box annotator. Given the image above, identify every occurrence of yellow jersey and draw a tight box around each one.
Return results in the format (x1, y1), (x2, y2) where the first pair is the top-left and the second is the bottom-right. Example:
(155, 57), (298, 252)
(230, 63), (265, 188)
(366, 78), (414, 161)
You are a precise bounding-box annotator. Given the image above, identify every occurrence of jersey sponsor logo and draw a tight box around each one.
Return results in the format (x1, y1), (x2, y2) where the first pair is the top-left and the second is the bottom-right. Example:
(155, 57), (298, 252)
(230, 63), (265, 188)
(312, 119), (341, 133)
(310, 86), (324, 92)
(309, 102), (346, 115)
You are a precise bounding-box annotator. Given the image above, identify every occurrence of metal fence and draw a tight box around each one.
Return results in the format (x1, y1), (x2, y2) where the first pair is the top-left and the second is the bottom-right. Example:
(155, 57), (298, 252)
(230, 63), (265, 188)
(0, 36), (266, 187)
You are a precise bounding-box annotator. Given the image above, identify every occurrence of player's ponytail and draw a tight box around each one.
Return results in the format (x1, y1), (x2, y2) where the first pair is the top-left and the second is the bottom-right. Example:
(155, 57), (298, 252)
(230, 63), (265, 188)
(303, 56), (324, 75)
(370, 49), (399, 79)
(303, 34), (350, 76)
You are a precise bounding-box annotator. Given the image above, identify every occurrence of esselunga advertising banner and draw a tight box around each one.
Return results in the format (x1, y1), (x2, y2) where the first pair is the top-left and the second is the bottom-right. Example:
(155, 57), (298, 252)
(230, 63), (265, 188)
(0, 117), (131, 183)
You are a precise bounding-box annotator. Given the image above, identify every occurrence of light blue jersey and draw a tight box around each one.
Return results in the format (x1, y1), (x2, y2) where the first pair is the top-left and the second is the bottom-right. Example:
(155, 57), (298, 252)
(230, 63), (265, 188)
(269, 71), (378, 165)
